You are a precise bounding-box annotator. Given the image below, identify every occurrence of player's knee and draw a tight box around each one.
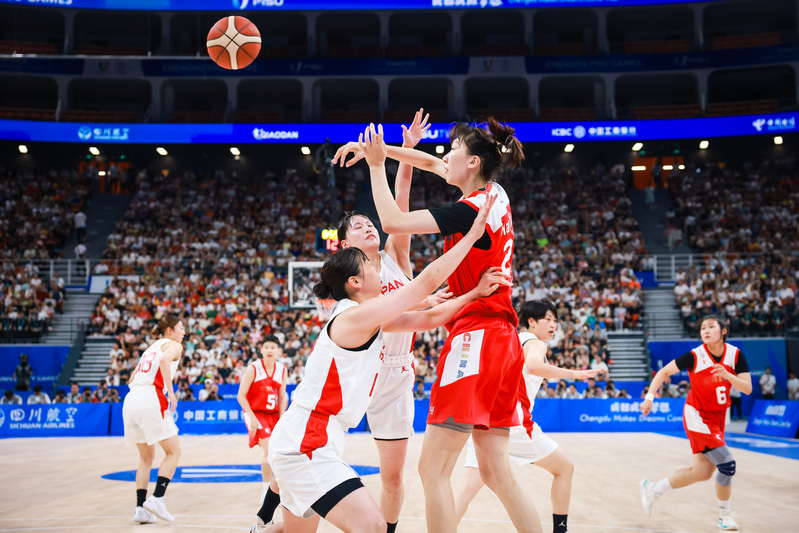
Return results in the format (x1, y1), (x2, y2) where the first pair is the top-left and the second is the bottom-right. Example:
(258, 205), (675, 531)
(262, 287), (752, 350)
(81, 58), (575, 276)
(716, 461), (736, 486)
(477, 463), (507, 490)
(140, 449), (155, 464)
(560, 458), (575, 479)
(381, 471), (403, 493)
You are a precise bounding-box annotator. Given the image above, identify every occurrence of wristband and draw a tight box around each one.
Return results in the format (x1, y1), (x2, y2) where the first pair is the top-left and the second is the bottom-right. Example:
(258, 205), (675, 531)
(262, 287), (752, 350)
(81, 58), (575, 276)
(645, 392), (656, 402)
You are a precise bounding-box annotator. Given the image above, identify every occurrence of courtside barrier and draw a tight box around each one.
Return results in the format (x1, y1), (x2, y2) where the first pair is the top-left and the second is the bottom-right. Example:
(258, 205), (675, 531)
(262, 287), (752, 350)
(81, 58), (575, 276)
(0, 345), (70, 389)
(0, 403), (110, 437)
(2, 398), (687, 438)
(746, 400), (799, 438)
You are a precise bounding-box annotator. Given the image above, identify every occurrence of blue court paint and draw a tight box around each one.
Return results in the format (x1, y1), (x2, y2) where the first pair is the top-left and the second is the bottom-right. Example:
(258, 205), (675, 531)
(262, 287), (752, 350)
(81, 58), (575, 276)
(654, 431), (799, 461)
(102, 464), (379, 483)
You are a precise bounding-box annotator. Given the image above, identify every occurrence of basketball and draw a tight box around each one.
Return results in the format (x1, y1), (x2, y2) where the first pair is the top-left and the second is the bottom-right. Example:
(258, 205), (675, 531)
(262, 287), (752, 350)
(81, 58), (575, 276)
(206, 16), (261, 70)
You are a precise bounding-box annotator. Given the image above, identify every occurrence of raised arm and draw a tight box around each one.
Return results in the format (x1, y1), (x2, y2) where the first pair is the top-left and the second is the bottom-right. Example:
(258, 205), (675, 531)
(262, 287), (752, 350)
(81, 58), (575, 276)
(385, 109), (430, 278)
(333, 132), (447, 179)
(330, 190), (496, 348)
(359, 124), (443, 236)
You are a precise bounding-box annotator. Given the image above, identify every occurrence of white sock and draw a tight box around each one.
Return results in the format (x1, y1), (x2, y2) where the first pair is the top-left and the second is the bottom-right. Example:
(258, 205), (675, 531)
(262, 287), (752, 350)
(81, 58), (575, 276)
(653, 478), (673, 495)
(718, 499), (731, 512)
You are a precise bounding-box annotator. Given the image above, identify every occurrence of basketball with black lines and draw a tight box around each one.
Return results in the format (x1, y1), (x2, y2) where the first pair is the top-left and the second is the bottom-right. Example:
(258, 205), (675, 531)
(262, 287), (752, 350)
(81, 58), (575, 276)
(206, 16), (261, 70)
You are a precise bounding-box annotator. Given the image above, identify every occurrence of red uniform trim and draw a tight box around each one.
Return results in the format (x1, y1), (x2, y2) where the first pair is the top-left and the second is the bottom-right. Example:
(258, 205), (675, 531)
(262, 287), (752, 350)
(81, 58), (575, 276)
(299, 410), (330, 460)
(154, 368), (168, 418)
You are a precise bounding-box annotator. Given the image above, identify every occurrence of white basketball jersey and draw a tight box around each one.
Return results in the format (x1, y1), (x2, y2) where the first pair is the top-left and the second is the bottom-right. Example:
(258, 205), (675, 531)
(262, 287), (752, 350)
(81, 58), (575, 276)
(379, 250), (415, 361)
(291, 298), (385, 429)
(520, 331), (545, 411)
(130, 338), (177, 388)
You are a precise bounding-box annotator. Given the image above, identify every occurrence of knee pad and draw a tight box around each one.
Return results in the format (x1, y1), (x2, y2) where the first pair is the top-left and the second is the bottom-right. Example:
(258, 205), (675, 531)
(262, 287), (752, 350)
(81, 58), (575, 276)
(704, 446), (736, 486)
(716, 461), (736, 486)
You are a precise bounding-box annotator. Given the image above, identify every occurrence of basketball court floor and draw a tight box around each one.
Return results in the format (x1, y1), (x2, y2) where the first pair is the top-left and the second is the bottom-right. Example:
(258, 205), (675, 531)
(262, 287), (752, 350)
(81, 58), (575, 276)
(1, 429), (796, 532)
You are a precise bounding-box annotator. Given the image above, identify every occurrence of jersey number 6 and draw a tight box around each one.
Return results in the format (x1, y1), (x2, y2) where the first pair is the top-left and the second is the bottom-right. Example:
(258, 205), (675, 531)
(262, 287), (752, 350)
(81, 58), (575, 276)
(715, 386), (727, 405)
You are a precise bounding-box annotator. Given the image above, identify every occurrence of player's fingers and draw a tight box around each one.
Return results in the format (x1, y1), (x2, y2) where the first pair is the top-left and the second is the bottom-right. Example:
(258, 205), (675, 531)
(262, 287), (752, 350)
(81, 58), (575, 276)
(377, 123), (384, 141)
(421, 113), (430, 128)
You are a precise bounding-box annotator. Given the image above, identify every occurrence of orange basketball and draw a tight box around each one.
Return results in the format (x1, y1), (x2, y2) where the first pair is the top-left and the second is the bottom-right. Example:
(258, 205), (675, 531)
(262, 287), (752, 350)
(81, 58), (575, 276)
(206, 16), (261, 70)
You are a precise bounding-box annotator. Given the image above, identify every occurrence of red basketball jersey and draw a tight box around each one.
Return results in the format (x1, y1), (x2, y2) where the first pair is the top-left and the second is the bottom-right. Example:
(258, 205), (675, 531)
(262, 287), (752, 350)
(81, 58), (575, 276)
(686, 343), (739, 412)
(246, 358), (286, 413)
(442, 182), (516, 328)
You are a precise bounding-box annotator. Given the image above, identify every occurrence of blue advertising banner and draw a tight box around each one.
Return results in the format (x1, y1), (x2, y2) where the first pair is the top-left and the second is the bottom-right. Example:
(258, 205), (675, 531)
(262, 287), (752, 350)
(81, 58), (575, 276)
(746, 400), (799, 439)
(634, 271), (657, 289)
(0, 0), (726, 12)
(2, 112), (797, 145)
(648, 338), (787, 418)
(0, 345), (70, 389)
(0, 403), (110, 437)
(532, 398), (685, 432)
(111, 400), (246, 436)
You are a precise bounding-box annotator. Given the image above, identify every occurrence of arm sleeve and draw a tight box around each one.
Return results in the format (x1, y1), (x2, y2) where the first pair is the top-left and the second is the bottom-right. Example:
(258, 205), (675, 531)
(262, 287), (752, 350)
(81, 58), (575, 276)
(734, 351), (750, 375)
(429, 201), (477, 237)
(428, 201), (491, 250)
(673, 351), (695, 372)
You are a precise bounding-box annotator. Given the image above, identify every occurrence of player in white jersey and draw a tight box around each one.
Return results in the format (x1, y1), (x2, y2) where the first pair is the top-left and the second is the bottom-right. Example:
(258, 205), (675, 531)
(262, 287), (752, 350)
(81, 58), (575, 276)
(336, 109), (451, 533)
(122, 315), (184, 524)
(261, 190), (507, 533)
(455, 300), (597, 533)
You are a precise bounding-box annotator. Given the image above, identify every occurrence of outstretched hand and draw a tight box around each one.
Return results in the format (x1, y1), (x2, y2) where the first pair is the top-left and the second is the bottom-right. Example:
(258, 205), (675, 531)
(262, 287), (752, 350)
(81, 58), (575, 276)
(401, 108), (431, 148)
(358, 123), (387, 168)
(332, 141), (365, 168)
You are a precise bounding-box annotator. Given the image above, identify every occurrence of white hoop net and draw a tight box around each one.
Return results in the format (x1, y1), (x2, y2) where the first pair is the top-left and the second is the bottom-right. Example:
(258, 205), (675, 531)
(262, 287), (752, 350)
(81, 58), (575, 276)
(314, 297), (337, 324)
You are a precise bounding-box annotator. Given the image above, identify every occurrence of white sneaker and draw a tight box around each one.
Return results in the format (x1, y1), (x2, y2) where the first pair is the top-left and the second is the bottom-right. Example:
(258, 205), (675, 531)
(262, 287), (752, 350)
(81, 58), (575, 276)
(718, 510), (739, 530)
(250, 517), (273, 532)
(133, 506), (157, 524)
(639, 479), (660, 516)
(143, 496), (174, 522)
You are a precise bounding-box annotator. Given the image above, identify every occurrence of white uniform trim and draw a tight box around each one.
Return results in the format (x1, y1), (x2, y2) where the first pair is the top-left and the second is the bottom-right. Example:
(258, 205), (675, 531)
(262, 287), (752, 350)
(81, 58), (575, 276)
(463, 330), (558, 468)
(366, 250), (416, 439)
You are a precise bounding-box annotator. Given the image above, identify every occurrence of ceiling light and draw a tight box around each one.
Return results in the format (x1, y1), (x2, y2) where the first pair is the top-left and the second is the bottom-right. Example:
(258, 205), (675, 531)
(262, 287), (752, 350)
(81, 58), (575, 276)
(564, 144), (574, 153)
(678, 164), (685, 170)
(435, 145), (445, 154)
(774, 136), (783, 145)
(662, 165), (673, 171)
(18, 145), (27, 153)
(632, 143), (643, 151)
(230, 147), (240, 156)
(89, 147), (100, 155)
(631, 165), (647, 171)
(156, 147), (168, 156)
(699, 140), (709, 149)
(301, 146), (311, 155)
(98, 171), (106, 176)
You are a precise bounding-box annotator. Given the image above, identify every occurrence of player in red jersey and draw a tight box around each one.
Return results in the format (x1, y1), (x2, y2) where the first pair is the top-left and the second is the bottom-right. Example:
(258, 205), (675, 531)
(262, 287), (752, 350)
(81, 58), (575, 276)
(334, 120), (541, 533)
(238, 335), (288, 528)
(640, 315), (752, 531)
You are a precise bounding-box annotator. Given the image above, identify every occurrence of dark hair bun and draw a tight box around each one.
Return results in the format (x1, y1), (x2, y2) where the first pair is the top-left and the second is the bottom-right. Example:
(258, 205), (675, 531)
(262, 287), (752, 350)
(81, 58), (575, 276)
(313, 281), (333, 300)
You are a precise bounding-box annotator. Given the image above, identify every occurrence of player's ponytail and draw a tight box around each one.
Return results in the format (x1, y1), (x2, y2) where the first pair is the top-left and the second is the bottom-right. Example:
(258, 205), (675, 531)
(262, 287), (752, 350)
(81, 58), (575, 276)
(449, 117), (524, 183)
(313, 247), (367, 301)
(152, 314), (180, 337)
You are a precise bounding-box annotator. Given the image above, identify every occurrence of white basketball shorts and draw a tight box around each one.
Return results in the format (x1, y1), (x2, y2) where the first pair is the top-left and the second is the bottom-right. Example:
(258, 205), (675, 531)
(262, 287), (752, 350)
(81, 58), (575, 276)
(122, 386), (178, 446)
(366, 354), (415, 440)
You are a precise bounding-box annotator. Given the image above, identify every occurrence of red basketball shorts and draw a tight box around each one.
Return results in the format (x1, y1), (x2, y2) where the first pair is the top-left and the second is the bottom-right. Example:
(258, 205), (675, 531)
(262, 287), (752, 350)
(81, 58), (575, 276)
(683, 402), (727, 454)
(427, 317), (523, 430)
(245, 410), (280, 448)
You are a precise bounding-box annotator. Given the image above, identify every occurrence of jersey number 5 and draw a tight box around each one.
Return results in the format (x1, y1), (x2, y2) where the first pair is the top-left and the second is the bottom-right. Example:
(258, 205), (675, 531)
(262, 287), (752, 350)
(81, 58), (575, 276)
(266, 393), (277, 411)
(715, 386), (727, 405)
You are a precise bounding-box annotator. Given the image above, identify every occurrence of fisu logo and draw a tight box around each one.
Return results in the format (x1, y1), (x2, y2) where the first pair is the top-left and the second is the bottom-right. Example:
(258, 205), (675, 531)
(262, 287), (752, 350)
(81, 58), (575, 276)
(232, 0), (249, 8)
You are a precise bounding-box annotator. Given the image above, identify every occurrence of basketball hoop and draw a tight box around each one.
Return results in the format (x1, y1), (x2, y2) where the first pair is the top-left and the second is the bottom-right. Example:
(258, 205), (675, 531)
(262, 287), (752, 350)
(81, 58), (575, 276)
(314, 298), (337, 323)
